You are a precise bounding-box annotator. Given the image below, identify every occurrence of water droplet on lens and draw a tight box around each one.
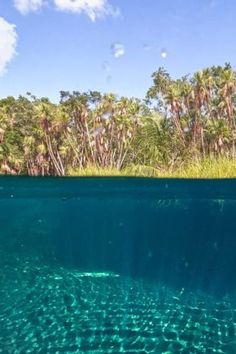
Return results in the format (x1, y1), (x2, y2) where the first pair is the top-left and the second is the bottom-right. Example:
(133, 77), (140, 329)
(102, 112), (112, 120)
(160, 48), (168, 59)
(93, 126), (103, 136)
(106, 74), (112, 83)
(143, 43), (152, 51)
(102, 61), (111, 73)
(111, 43), (125, 58)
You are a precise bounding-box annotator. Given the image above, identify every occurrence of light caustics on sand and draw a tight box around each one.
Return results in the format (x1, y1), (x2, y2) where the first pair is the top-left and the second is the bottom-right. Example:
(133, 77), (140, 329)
(1, 255), (236, 353)
(67, 270), (120, 278)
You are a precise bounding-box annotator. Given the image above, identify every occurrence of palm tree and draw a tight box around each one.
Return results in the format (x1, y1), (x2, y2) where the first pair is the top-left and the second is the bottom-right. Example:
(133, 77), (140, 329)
(218, 65), (236, 127)
(164, 83), (186, 144)
(205, 119), (232, 156)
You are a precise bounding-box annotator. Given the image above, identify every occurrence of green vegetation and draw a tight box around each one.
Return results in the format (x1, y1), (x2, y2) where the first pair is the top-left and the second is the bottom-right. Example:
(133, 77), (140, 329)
(70, 158), (236, 178)
(1, 64), (236, 177)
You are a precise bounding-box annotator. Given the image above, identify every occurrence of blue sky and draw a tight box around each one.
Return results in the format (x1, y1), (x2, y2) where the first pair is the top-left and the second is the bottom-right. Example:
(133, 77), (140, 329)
(0, 0), (236, 101)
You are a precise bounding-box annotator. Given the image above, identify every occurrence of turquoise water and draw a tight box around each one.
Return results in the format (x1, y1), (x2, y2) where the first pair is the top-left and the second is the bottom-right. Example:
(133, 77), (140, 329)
(1, 177), (236, 353)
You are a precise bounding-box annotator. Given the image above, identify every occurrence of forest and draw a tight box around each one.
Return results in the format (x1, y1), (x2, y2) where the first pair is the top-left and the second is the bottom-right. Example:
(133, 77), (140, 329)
(1, 63), (236, 177)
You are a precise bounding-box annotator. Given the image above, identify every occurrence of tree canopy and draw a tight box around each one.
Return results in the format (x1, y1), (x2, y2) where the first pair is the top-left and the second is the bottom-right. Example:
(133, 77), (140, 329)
(1, 64), (236, 176)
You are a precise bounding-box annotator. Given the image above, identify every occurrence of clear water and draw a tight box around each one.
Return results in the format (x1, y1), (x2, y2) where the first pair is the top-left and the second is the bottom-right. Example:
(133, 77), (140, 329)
(1, 177), (236, 353)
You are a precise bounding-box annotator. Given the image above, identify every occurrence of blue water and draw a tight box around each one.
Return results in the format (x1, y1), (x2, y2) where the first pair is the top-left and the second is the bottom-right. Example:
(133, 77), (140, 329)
(0, 177), (236, 353)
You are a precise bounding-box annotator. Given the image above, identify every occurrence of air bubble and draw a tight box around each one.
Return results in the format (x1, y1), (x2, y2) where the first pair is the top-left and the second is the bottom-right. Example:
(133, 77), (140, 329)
(111, 43), (125, 58)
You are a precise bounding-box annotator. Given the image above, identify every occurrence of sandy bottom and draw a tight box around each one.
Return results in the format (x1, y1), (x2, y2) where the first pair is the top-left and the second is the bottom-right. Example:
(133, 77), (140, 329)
(0, 254), (236, 354)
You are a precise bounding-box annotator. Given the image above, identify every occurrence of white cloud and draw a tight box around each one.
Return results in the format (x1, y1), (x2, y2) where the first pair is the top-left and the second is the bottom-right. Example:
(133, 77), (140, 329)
(0, 17), (17, 76)
(53, 0), (120, 21)
(14, 0), (44, 14)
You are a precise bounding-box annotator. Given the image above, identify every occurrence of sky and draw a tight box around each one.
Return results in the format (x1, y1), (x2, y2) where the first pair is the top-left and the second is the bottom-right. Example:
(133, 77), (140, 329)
(0, 0), (236, 102)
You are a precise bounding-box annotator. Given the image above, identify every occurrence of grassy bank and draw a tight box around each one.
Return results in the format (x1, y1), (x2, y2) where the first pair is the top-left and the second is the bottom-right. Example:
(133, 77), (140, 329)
(69, 158), (236, 178)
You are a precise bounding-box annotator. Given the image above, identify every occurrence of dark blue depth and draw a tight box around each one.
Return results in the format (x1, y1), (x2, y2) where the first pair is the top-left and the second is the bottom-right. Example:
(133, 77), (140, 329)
(0, 177), (236, 295)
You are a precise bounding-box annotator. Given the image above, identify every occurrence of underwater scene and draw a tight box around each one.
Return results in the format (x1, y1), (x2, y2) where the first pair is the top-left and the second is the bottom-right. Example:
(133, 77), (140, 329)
(1, 177), (236, 354)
